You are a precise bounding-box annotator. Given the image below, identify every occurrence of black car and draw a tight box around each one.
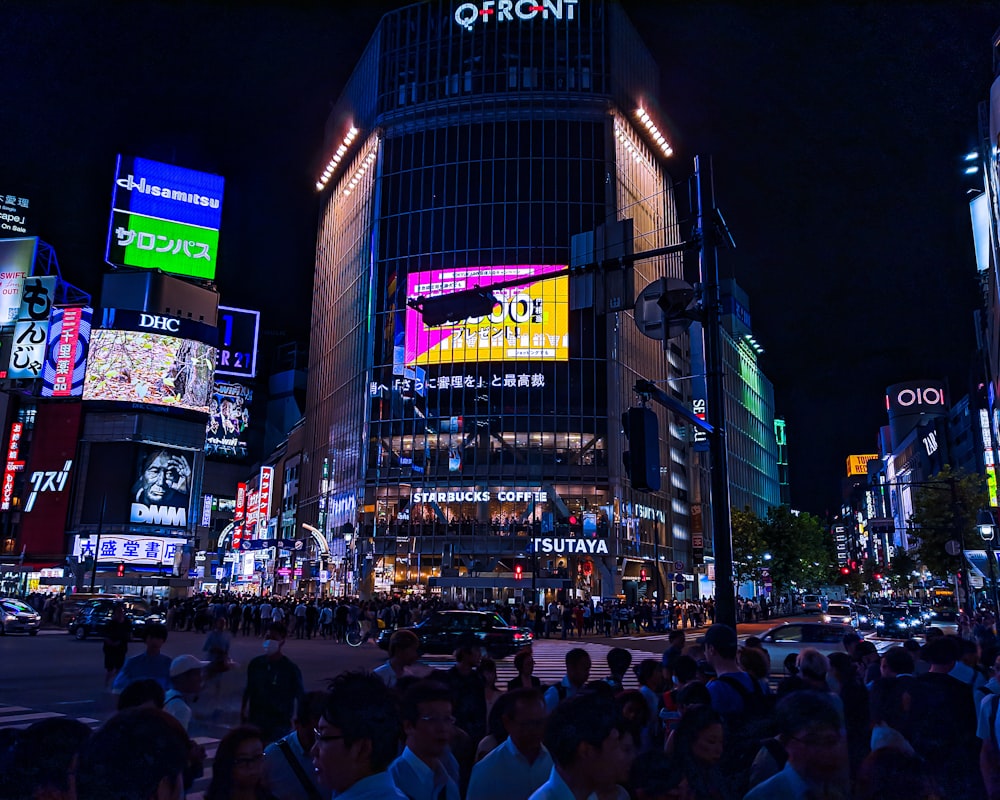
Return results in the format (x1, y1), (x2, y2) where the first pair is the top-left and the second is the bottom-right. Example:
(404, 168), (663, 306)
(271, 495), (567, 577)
(67, 599), (162, 640)
(875, 606), (923, 639)
(377, 610), (533, 659)
(851, 604), (876, 631)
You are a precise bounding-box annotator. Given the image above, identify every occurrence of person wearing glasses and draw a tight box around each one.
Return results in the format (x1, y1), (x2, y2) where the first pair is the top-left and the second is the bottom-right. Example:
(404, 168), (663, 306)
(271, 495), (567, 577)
(743, 691), (849, 800)
(311, 672), (408, 800)
(388, 680), (461, 800)
(206, 726), (273, 800)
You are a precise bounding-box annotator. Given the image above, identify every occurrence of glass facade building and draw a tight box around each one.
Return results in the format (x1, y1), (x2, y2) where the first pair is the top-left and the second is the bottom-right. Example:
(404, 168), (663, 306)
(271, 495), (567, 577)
(303, 0), (693, 603)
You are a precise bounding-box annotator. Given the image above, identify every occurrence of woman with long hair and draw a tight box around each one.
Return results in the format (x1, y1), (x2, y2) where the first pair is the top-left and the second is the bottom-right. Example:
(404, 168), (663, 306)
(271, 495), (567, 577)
(205, 726), (275, 800)
(671, 705), (733, 800)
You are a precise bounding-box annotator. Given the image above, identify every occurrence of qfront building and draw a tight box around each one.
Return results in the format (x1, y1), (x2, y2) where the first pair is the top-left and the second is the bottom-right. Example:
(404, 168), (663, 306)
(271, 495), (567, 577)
(302, 0), (698, 604)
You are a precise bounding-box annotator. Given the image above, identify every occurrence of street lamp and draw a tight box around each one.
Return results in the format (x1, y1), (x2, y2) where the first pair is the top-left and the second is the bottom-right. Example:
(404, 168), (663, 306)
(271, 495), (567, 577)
(977, 509), (1000, 613)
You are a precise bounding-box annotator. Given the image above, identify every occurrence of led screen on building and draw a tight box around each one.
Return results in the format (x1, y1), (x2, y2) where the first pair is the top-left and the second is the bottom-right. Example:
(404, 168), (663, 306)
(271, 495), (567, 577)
(216, 306), (260, 378)
(83, 329), (216, 413)
(206, 381), (251, 458)
(0, 237), (37, 326)
(105, 155), (225, 280)
(130, 445), (193, 527)
(404, 265), (568, 366)
(41, 307), (93, 397)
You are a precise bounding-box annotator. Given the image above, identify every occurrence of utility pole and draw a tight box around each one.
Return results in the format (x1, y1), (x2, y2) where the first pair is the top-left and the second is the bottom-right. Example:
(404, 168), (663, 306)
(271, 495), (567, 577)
(694, 156), (737, 630)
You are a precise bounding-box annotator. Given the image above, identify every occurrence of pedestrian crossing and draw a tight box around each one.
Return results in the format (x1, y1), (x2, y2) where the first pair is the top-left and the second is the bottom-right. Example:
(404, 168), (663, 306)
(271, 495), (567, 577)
(417, 639), (659, 690)
(0, 703), (101, 731)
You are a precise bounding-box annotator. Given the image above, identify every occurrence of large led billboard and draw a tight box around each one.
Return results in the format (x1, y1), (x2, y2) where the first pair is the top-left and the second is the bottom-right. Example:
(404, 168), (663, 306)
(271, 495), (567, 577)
(0, 237), (37, 325)
(216, 306), (260, 379)
(130, 445), (193, 527)
(404, 265), (568, 366)
(105, 155), (224, 280)
(206, 381), (252, 458)
(83, 329), (216, 413)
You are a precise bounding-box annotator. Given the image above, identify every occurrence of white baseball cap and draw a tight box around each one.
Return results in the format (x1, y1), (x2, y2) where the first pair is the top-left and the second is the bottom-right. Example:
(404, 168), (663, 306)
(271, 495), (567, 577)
(169, 654), (208, 678)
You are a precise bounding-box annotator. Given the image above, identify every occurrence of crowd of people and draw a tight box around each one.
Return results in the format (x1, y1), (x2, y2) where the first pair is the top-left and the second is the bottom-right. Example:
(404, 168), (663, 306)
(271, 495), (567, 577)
(7, 591), (1000, 799)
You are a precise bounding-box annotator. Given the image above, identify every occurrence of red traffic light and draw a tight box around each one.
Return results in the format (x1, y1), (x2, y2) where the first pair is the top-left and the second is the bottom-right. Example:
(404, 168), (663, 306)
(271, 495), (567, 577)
(640, 568), (647, 581)
(873, 572), (883, 580)
(514, 564), (523, 580)
(117, 562), (125, 578)
(840, 567), (850, 575)
(568, 515), (578, 525)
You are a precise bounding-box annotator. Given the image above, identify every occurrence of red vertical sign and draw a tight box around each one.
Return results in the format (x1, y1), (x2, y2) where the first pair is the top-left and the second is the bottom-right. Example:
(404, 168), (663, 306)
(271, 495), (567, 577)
(232, 481), (246, 549)
(1, 422), (24, 511)
(257, 466), (273, 533)
(52, 307), (82, 397)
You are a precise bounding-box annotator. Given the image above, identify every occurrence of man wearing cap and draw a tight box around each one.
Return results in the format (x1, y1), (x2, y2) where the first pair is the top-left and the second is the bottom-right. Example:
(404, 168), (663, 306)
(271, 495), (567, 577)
(164, 654), (207, 732)
(702, 623), (759, 714)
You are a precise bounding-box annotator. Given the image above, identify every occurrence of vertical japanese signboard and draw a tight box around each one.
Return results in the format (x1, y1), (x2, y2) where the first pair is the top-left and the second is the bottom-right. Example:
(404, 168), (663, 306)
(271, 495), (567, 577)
(42, 306), (92, 397)
(232, 482), (246, 550)
(8, 275), (56, 379)
(257, 466), (273, 533)
(1, 422), (24, 510)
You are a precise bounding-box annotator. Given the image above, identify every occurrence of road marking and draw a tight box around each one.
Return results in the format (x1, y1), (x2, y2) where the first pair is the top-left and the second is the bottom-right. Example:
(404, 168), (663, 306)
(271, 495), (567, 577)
(0, 711), (64, 726)
(0, 706), (30, 714)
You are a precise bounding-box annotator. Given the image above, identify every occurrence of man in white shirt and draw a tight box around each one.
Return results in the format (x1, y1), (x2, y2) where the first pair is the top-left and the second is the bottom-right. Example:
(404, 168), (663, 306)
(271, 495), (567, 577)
(468, 688), (552, 800)
(374, 629), (422, 688)
(528, 692), (622, 800)
(262, 691), (328, 800)
(163, 654), (207, 732)
(544, 648), (591, 712)
(310, 672), (408, 800)
(388, 680), (460, 800)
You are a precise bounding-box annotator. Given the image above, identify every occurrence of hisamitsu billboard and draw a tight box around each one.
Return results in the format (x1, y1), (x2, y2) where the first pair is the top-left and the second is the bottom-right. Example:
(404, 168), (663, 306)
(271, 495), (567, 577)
(405, 265), (568, 366)
(106, 155), (224, 280)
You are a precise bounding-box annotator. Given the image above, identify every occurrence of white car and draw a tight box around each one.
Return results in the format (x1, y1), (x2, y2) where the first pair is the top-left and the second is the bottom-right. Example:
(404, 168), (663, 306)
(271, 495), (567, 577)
(750, 622), (856, 666)
(801, 594), (823, 613)
(821, 603), (853, 625)
(0, 598), (41, 635)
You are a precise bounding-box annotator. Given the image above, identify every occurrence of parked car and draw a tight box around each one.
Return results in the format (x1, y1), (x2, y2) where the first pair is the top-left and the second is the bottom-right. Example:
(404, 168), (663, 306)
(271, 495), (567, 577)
(821, 603), (853, 625)
(67, 599), (161, 640)
(751, 622), (857, 665)
(875, 606), (924, 639)
(0, 597), (41, 635)
(852, 604), (876, 631)
(801, 594), (823, 614)
(376, 610), (533, 659)
(59, 593), (144, 627)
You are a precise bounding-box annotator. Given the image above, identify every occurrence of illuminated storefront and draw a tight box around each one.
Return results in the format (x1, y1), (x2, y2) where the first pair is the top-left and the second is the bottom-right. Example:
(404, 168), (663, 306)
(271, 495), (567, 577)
(302, 0), (693, 602)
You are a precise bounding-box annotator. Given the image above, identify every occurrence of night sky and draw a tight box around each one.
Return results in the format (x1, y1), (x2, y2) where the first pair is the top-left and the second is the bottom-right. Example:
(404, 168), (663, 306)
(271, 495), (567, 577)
(2, 1), (996, 516)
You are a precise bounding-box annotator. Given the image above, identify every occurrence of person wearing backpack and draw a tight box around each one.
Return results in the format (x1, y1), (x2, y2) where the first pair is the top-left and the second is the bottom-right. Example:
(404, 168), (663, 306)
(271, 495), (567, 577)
(702, 623), (776, 795)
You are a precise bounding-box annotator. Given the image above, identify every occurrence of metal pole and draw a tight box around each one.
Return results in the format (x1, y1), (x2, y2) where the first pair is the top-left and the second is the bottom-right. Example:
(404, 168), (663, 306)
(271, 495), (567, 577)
(951, 477), (975, 614)
(88, 494), (106, 594)
(694, 155), (736, 629)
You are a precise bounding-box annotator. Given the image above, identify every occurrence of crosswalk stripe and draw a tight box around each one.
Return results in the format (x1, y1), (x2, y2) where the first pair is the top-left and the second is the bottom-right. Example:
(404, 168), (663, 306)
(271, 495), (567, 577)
(0, 706), (30, 714)
(0, 711), (65, 726)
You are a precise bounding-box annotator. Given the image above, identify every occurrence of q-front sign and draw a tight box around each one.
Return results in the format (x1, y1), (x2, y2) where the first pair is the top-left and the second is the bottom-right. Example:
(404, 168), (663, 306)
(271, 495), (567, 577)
(454, 0), (578, 32)
(532, 537), (608, 555)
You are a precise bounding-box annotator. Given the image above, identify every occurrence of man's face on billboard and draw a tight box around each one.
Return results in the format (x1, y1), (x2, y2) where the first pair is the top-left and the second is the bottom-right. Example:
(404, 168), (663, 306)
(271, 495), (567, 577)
(142, 453), (186, 502)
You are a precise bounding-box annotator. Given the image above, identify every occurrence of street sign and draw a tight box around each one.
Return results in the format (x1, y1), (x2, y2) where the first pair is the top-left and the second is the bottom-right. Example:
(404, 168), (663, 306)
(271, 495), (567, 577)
(674, 582), (686, 593)
(674, 560), (685, 572)
(692, 534), (704, 549)
(945, 540), (962, 556)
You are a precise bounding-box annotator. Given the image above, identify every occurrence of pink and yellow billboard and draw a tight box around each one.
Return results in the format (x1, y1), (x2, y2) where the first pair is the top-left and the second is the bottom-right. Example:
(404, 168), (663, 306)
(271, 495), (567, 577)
(405, 265), (568, 366)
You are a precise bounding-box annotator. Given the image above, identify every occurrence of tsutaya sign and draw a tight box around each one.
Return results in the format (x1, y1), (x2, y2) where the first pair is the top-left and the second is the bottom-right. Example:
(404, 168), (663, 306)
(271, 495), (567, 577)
(533, 537), (608, 555)
(454, 0), (578, 31)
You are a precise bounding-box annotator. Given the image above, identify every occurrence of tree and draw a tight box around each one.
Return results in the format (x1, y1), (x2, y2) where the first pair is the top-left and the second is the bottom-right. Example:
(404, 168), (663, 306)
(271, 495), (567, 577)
(908, 465), (987, 581)
(731, 506), (768, 587)
(757, 505), (833, 600)
(887, 550), (917, 593)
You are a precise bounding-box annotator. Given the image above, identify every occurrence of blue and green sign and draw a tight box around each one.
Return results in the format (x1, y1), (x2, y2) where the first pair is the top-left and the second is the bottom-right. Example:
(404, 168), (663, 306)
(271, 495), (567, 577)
(105, 155), (224, 280)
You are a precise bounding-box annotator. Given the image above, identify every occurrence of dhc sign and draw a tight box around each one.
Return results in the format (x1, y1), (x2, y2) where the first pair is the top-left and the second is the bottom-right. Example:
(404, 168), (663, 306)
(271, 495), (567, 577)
(454, 0), (578, 32)
(532, 537), (608, 555)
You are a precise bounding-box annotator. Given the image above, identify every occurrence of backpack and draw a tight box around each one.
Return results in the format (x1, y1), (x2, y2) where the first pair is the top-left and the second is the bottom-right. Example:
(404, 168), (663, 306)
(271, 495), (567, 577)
(714, 675), (778, 796)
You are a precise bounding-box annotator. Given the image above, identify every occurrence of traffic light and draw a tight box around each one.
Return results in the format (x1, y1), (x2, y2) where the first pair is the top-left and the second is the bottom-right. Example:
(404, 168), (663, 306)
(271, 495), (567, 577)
(622, 407), (660, 491)
(840, 567), (850, 575)
(514, 563), (523, 581)
(640, 568), (647, 581)
(873, 572), (883, 580)
(117, 562), (125, 578)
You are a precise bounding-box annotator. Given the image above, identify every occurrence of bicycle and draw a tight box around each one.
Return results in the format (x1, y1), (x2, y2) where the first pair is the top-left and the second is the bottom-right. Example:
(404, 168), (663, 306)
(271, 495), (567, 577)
(345, 620), (364, 647)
